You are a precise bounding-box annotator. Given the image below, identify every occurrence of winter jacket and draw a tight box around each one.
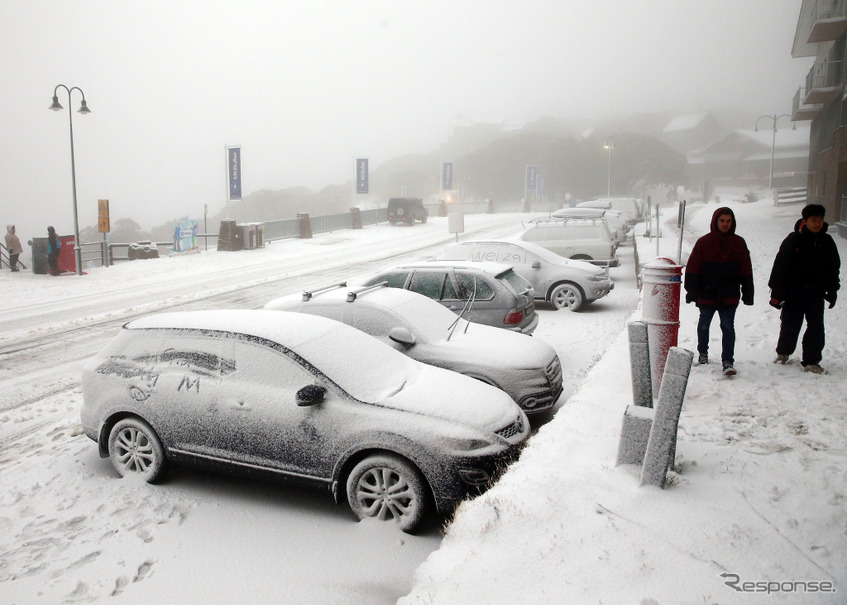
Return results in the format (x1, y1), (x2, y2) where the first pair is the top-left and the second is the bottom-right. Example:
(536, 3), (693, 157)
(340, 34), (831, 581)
(684, 207), (754, 308)
(768, 220), (841, 303)
(5, 225), (22, 254)
(47, 227), (60, 256)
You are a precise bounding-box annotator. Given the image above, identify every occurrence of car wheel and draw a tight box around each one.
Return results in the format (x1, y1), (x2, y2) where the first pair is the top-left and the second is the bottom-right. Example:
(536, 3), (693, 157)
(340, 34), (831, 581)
(108, 417), (167, 483)
(420, 213), (428, 224)
(346, 454), (428, 532)
(571, 254), (593, 261)
(550, 283), (584, 311)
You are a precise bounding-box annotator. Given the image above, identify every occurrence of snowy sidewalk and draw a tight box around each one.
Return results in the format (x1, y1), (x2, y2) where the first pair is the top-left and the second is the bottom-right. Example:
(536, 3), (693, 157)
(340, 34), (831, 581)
(399, 199), (846, 604)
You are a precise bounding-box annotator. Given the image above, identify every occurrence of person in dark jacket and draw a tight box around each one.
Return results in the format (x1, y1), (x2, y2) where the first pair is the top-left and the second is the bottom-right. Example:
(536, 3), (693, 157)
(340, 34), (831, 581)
(768, 204), (841, 374)
(684, 207), (754, 375)
(47, 226), (61, 276)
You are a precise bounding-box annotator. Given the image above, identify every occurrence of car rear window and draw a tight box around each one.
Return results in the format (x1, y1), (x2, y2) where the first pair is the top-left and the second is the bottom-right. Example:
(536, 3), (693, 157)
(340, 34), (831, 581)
(498, 269), (532, 295)
(454, 273), (494, 300)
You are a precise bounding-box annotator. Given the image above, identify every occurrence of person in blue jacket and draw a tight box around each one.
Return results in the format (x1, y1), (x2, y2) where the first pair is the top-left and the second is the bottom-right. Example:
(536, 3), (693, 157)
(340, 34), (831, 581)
(47, 226), (61, 276)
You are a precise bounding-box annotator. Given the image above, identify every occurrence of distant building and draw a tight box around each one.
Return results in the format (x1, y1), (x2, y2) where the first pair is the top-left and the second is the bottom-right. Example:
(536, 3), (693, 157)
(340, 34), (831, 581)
(661, 112), (722, 155)
(688, 127), (810, 189)
(792, 0), (847, 234)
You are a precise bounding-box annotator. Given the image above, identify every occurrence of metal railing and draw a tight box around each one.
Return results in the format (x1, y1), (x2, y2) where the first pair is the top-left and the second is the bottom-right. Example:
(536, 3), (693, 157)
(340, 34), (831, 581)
(812, 0), (847, 22)
(806, 59), (843, 92)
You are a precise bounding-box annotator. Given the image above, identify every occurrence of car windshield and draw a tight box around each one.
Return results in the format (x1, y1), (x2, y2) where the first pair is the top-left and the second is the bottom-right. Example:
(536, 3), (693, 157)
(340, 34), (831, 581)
(383, 296), (467, 342)
(286, 324), (420, 403)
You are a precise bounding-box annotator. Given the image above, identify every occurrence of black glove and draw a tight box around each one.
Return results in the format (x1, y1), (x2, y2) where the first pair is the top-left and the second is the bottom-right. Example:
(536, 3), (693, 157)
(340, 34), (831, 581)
(769, 298), (785, 310)
(825, 292), (837, 309)
(742, 293), (754, 306)
(685, 292), (696, 304)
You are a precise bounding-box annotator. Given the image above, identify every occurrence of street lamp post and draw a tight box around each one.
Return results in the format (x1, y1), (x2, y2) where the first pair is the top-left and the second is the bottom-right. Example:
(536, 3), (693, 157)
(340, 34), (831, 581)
(50, 84), (91, 276)
(755, 113), (793, 190)
(604, 137), (615, 197)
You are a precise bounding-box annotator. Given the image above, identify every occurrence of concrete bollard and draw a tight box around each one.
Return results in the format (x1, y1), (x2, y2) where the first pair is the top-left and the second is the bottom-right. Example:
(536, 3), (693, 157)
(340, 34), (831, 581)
(639, 347), (694, 488)
(628, 321), (653, 408)
(616, 405), (654, 466)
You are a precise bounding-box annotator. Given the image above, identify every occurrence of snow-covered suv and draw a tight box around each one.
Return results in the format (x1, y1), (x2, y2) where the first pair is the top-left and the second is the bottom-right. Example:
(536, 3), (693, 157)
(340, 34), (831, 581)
(518, 218), (620, 267)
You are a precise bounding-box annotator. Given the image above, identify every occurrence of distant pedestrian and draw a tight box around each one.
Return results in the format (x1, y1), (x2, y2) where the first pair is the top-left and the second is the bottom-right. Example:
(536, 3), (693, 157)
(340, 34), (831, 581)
(47, 226), (61, 276)
(5, 224), (23, 271)
(768, 204), (841, 374)
(684, 207), (754, 376)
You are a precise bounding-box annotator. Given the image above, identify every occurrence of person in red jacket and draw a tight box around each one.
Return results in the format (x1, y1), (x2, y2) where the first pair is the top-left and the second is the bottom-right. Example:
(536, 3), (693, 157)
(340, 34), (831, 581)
(684, 207), (754, 375)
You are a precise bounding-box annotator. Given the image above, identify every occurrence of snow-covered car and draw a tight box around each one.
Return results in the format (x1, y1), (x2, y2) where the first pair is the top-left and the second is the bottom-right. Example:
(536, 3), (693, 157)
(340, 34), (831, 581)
(361, 260), (538, 334)
(80, 310), (529, 533)
(436, 239), (613, 311)
(551, 208), (628, 245)
(518, 218), (620, 267)
(265, 285), (563, 413)
(577, 197), (644, 224)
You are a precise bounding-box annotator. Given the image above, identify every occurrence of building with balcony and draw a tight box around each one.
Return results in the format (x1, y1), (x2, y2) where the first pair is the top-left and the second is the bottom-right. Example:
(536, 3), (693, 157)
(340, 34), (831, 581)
(793, 0), (847, 232)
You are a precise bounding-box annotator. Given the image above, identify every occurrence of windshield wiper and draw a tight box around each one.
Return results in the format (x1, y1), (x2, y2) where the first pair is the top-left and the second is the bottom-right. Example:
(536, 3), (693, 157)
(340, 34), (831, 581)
(447, 277), (476, 341)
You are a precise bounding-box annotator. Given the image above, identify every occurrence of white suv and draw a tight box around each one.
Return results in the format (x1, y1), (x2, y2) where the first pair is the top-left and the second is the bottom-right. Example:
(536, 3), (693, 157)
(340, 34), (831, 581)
(518, 218), (619, 267)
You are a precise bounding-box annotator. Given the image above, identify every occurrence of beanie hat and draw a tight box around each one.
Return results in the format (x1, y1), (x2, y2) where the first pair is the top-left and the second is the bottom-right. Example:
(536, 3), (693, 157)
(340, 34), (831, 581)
(802, 204), (826, 219)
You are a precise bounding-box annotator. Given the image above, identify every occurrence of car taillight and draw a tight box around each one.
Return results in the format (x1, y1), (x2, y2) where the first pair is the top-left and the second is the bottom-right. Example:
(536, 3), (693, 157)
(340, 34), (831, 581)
(504, 310), (523, 325)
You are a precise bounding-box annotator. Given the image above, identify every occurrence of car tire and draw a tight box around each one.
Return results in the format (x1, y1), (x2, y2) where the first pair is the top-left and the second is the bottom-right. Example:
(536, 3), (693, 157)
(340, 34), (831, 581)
(571, 254), (593, 262)
(420, 213), (428, 224)
(550, 283), (584, 311)
(346, 454), (428, 533)
(108, 417), (167, 483)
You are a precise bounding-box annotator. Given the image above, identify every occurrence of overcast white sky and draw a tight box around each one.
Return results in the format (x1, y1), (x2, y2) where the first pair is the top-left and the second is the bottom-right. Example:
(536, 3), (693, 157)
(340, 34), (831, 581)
(1, 0), (811, 239)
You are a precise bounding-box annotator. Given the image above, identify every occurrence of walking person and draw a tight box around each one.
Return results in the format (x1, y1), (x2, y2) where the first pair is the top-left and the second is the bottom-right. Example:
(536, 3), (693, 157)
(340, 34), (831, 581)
(684, 207), (754, 376)
(5, 224), (23, 271)
(47, 226), (61, 276)
(768, 204), (841, 374)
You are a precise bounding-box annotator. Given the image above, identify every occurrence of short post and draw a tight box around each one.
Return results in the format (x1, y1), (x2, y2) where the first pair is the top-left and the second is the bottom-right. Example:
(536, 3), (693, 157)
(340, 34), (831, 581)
(297, 213), (313, 239)
(628, 321), (652, 408)
(639, 347), (694, 488)
(350, 207), (363, 230)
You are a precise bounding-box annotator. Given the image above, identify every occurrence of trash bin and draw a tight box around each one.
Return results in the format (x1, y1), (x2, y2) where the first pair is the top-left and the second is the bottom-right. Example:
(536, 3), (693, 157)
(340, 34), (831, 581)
(238, 223), (257, 250)
(29, 237), (48, 275)
(218, 219), (242, 251)
(641, 257), (683, 397)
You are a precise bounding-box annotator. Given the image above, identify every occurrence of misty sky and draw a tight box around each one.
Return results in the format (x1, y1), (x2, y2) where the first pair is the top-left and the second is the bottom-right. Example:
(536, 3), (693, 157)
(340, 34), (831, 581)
(1, 0), (811, 241)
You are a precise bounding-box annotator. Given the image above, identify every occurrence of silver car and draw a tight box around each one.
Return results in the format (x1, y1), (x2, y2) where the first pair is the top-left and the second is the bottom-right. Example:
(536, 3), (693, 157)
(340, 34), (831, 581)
(437, 239), (614, 311)
(265, 285), (563, 413)
(362, 260), (538, 334)
(518, 218), (620, 267)
(80, 310), (529, 533)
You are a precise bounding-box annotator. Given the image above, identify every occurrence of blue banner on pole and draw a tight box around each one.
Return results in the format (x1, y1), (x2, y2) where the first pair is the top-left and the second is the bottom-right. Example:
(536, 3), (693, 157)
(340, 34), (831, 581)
(537, 174), (545, 195)
(526, 165), (537, 191)
(356, 158), (369, 194)
(442, 162), (453, 190)
(228, 147), (242, 201)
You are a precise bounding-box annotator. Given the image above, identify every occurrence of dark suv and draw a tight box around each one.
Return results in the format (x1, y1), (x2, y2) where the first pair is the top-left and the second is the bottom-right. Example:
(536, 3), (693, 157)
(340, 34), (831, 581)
(387, 198), (428, 225)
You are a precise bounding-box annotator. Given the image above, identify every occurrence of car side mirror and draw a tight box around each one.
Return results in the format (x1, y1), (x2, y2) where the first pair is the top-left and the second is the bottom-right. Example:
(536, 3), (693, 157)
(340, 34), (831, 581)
(531, 261), (541, 269)
(388, 327), (416, 346)
(296, 384), (326, 407)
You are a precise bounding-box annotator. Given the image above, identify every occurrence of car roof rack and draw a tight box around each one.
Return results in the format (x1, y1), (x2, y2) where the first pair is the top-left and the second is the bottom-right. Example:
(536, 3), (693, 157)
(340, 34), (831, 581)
(346, 281), (388, 302)
(302, 282), (347, 301)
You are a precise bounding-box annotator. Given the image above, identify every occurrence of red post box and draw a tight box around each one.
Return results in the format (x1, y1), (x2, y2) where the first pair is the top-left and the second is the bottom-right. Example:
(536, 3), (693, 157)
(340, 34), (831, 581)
(641, 257), (682, 397)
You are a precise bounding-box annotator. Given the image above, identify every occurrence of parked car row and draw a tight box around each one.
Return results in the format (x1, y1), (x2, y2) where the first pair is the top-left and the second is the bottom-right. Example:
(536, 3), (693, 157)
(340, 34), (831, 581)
(81, 212), (626, 532)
